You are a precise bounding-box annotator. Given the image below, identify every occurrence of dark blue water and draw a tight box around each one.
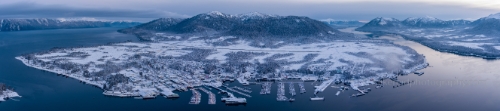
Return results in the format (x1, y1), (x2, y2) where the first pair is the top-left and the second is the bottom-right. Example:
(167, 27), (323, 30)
(0, 28), (500, 111)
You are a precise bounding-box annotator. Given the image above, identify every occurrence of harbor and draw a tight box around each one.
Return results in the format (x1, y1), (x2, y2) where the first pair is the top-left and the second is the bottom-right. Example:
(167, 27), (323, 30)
(260, 82), (272, 95)
(232, 86), (252, 93)
(299, 82), (306, 94)
(189, 89), (201, 104)
(289, 83), (296, 96)
(276, 82), (288, 101)
(223, 85), (252, 98)
(198, 87), (216, 105)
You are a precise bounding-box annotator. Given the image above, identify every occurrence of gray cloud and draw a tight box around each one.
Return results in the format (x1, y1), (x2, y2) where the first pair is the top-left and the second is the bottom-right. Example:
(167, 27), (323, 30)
(1, 1), (499, 22)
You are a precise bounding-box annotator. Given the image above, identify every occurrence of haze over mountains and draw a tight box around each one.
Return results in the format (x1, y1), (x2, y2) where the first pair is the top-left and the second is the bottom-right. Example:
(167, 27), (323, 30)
(0, 18), (141, 31)
(357, 13), (500, 36)
(320, 19), (365, 29)
(355, 12), (500, 59)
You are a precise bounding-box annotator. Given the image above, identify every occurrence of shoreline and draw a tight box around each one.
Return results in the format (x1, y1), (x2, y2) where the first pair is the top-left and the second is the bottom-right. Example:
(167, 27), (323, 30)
(0, 90), (21, 102)
(361, 30), (500, 60)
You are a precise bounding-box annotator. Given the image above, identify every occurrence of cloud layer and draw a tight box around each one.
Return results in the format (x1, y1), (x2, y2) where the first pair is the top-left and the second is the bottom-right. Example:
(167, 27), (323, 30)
(1, 1), (499, 22)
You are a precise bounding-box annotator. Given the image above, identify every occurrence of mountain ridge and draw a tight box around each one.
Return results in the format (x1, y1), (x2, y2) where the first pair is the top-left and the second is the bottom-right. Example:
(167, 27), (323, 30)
(119, 11), (352, 41)
(0, 18), (141, 31)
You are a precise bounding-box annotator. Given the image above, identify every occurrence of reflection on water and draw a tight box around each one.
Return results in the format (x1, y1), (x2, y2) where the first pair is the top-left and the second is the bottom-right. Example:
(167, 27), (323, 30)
(341, 28), (500, 110)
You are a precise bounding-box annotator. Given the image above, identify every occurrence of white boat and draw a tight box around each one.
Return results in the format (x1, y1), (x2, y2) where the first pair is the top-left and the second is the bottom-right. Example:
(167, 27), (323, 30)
(224, 97), (247, 104)
(310, 97), (324, 101)
(165, 93), (179, 98)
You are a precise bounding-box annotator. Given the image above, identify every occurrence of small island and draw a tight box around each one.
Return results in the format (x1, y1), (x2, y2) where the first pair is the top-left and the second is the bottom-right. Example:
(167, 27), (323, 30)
(0, 83), (20, 102)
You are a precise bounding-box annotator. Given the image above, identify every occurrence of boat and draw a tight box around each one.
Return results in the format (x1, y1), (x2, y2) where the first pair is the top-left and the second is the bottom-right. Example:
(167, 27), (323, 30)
(414, 71), (424, 75)
(224, 97), (247, 104)
(165, 93), (179, 98)
(141, 95), (157, 99)
(289, 98), (295, 102)
(351, 93), (365, 97)
(310, 97), (324, 101)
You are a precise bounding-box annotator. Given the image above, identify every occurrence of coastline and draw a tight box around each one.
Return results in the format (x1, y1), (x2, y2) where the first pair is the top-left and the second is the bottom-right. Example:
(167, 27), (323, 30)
(361, 30), (500, 60)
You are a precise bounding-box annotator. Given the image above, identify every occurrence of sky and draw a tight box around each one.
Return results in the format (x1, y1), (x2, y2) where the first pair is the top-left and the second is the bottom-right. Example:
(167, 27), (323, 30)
(1, 0), (500, 22)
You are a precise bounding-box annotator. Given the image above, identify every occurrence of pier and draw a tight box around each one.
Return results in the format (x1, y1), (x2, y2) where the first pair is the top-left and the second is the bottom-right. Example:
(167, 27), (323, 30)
(198, 87), (216, 105)
(314, 78), (334, 94)
(237, 77), (250, 85)
(233, 86), (252, 93)
(298, 82), (306, 94)
(289, 83), (296, 96)
(210, 85), (228, 94)
(277, 82), (288, 101)
(189, 89), (201, 104)
(260, 82), (272, 94)
(223, 86), (252, 98)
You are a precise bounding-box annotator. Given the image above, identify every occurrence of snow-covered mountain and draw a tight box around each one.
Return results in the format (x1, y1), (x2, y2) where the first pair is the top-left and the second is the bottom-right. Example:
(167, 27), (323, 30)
(120, 11), (351, 38)
(485, 13), (500, 19)
(356, 16), (471, 31)
(120, 18), (183, 32)
(320, 19), (365, 28)
(0, 18), (141, 31)
(355, 17), (402, 31)
(402, 16), (449, 28)
(237, 12), (278, 20)
(466, 13), (500, 35)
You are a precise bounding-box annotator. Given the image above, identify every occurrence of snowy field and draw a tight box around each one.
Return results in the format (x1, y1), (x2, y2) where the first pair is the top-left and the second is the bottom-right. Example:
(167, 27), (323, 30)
(385, 27), (500, 59)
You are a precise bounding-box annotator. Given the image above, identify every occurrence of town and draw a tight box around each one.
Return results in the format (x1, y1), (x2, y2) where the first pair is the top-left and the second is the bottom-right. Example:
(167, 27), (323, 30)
(16, 37), (428, 105)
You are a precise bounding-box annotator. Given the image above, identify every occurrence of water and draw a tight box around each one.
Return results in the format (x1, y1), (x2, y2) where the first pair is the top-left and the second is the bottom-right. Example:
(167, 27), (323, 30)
(0, 27), (500, 111)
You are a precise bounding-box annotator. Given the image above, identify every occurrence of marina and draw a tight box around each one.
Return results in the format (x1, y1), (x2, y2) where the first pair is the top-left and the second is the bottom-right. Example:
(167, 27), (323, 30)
(289, 83), (296, 96)
(198, 87), (216, 105)
(260, 82), (272, 95)
(223, 86), (252, 98)
(221, 92), (247, 105)
(314, 78), (334, 94)
(232, 86), (252, 93)
(298, 82), (306, 94)
(277, 82), (288, 101)
(189, 89), (201, 105)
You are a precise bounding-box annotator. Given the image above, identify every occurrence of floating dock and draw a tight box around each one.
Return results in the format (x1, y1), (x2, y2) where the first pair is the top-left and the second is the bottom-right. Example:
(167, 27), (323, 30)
(233, 86), (252, 93)
(260, 82), (272, 95)
(298, 82), (306, 94)
(189, 89), (201, 104)
(223, 86), (252, 98)
(289, 82), (296, 96)
(277, 82), (288, 101)
(198, 87), (216, 105)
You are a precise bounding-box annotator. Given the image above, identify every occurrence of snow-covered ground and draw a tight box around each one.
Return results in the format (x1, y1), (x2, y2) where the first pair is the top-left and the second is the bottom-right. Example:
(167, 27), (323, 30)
(379, 27), (500, 59)
(0, 89), (21, 101)
(17, 37), (427, 98)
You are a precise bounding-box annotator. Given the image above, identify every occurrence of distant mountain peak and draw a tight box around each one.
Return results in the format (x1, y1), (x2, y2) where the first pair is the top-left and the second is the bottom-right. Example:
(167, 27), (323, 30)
(202, 11), (234, 18)
(207, 11), (224, 15)
(56, 17), (102, 22)
(486, 12), (500, 19)
(373, 17), (399, 25)
(376, 17), (398, 21)
(237, 12), (277, 19)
